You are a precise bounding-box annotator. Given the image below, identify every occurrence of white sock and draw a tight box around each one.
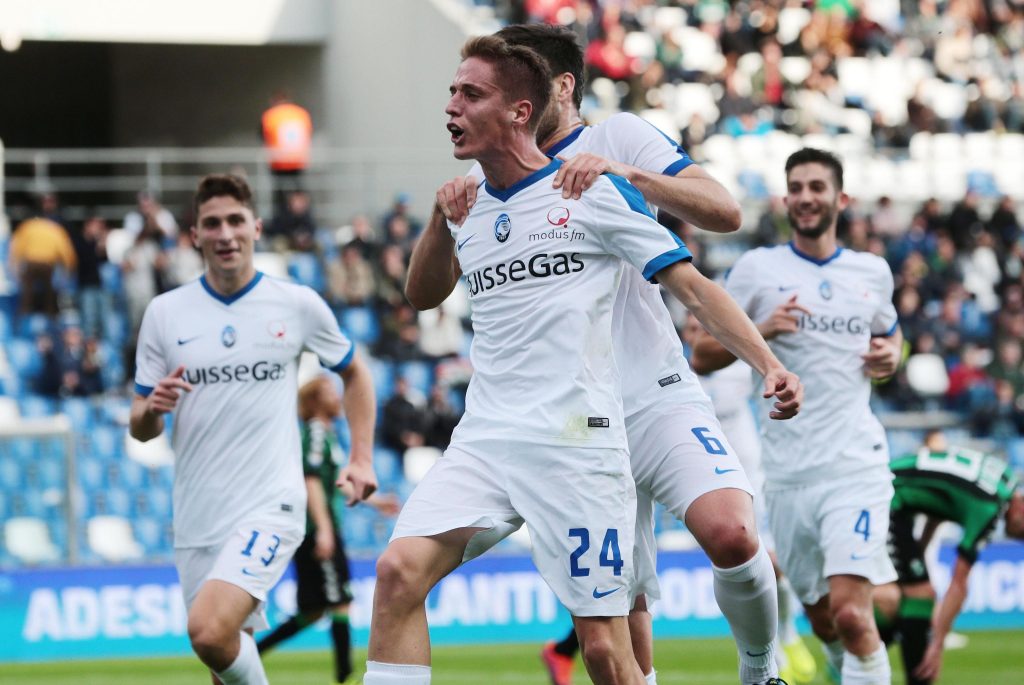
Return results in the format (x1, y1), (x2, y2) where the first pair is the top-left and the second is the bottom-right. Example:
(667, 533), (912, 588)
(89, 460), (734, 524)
(841, 644), (891, 685)
(645, 669), (657, 685)
(363, 660), (431, 684)
(824, 640), (845, 677)
(712, 541), (779, 683)
(214, 631), (268, 685)
(777, 576), (800, 645)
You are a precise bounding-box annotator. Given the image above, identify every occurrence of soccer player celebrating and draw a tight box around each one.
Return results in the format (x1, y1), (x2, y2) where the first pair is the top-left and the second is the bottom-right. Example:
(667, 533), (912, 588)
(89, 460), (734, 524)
(875, 437), (1024, 684)
(367, 35), (800, 685)
(130, 174), (377, 685)
(415, 23), (796, 685)
(257, 374), (398, 684)
(693, 148), (904, 685)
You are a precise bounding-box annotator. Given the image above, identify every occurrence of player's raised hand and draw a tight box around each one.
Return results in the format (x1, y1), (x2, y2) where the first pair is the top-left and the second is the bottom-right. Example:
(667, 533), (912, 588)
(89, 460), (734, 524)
(762, 367), (803, 420)
(146, 365), (192, 416)
(758, 295), (812, 340)
(862, 336), (902, 378)
(435, 174), (479, 226)
(336, 460), (378, 507)
(553, 153), (629, 200)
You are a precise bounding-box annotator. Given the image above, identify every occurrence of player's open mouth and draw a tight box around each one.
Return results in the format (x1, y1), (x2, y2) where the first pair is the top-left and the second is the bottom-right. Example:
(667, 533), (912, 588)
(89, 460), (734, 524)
(447, 123), (465, 143)
(215, 248), (239, 258)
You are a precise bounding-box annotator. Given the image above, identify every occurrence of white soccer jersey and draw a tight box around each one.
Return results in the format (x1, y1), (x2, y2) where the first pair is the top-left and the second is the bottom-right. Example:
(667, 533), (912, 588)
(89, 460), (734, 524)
(134, 273), (355, 548)
(450, 157), (691, 448)
(470, 113), (709, 417)
(724, 244), (899, 486)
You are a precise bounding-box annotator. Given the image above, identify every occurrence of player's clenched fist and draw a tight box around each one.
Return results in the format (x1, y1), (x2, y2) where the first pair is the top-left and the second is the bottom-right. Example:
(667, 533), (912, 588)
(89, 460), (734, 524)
(436, 174), (479, 226)
(762, 367), (803, 420)
(145, 365), (193, 415)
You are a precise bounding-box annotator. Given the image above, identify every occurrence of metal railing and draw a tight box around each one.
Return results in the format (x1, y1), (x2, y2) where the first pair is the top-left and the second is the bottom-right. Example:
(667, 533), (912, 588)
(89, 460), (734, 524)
(2, 146), (463, 228)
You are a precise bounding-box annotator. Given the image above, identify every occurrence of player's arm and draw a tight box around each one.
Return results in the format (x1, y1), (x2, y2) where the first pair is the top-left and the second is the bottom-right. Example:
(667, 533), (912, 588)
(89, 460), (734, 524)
(916, 555), (972, 681)
(554, 156), (741, 233)
(129, 365), (192, 442)
(305, 474), (336, 560)
(335, 350), (378, 505)
(863, 326), (904, 380)
(655, 261), (802, 419)
(690, 294), (812, 375)
(405, 176), (477, 310)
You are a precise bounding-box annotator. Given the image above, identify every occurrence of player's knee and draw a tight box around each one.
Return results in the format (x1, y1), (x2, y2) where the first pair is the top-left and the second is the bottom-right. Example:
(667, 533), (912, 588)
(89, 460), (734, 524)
(832, 600), (873, 640)
(703, 518), (759, 567)
(374, 549), (427, 606)
(187, 619), (232, 664)
(579, 631), (618, 671)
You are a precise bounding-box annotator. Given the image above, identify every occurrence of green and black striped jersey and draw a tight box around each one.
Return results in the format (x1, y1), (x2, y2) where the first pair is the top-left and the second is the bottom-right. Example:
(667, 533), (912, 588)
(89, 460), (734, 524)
(301, 418), (345, 534)
(891, 446), (1019, 563)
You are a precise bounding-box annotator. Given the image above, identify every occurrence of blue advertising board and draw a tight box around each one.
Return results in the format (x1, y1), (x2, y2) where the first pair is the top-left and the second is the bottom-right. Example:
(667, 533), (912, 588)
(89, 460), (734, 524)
(2, 543), (1023, 662)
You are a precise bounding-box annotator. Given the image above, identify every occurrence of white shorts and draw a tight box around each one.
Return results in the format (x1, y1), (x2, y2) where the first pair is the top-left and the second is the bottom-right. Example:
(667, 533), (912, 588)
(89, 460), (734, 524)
(392, 438), (636, 617)
(628, 402), (754, 601)
(766, 472), (897, 606)
(175, 513), (304, 631)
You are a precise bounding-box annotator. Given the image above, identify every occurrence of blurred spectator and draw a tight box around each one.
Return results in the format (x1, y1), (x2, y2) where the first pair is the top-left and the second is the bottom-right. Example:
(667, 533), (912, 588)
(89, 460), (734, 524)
(35, 326), (103, 398)
(346, 214), (382, 261)
(585, 21), (636, 82)
(38, 192), (68, 229)
(267, 190), (317, 252)
(123, 191), (179, 242)
(948, 191), (985, 250)
(261, 91), (312, 209)
(423, 383), (460, 450)
(945, 343), (993, 412)
(376, 303), (422, 361)
(162, 232), (204, 290)
(988, 196), (1020, 251)
(753, 196), (790, 247)
(69, 214), (110, 341)
(33, 333), (62, 396)
(869, 196), (902, 239)
(8, 215), (77, 316)
(122, 227), (165, 337)
(987, 339), (1024, 397)
(380, 193), (422, 246)
(380, 377), (426, 455)
(327, 243), (376, 306)
(376, 245), (410, 308)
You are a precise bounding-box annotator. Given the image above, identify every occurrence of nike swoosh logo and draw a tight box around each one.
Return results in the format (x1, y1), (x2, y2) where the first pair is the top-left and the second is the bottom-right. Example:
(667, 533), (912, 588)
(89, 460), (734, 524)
(850, 552), (872, 560)
(177, 335), (201, 346)
(457, 234), (475, 252)
(778, 285), (799, 291)
(241, 568), (257, 576)
(592, 587), (620, 599)
(714, 467), (738, 475)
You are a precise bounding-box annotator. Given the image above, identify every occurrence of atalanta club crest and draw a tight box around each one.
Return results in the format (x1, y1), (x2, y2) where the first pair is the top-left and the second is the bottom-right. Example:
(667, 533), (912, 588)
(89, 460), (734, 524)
(494, 213), (511, 243)
(547, 207), (570, 226)
(819, 280), (833, 300)
(221, 325), (237, 348)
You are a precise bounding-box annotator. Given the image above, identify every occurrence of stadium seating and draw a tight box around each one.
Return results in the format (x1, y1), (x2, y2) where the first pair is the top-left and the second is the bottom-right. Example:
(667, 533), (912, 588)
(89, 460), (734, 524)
(4, 517), (61, 564)
(86, 515), (144, 562)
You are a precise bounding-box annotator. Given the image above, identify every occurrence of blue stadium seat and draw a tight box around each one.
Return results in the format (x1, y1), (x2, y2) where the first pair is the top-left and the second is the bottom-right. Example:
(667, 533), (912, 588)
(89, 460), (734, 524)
(146, 488), (173, 519)
(19, 394), (56, 419)
(398, 360), (435, 397)
(339, 306), (381, 345)
(738, 170), (770, 200)
(60, 397), (95, 432)
(104, 487), (133, 517)
(78, 454), (107, 491)
(0, 310), (10, 342)
(373, 447), (401, 485)
(15, 313), (52, 340)
(6, 339), (42, 378)
(287, 253), (326, 292)
(135, 516), (165, 553)
(103, 310), (128, 345)
(1006, 438), (1024, 471)
(37, 456), (63, 490)
(100, 262), (123, 296)
(90, 425), (124, 460)
(967, 170), (1000, 197)
(368, 356), (395, 401)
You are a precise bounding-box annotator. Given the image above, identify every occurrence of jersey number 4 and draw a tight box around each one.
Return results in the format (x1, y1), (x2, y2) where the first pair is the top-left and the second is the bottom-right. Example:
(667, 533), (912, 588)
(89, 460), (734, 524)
(569, 528), (623, 577)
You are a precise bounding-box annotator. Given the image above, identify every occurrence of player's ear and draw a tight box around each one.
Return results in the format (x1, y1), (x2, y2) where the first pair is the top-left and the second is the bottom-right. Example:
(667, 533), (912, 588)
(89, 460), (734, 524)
(838, 190), (850, 211)
(253, 217), (264, 241)
(557, 72), (575, 102)
(511, 99), (533, 127)
(189, 225), (199, 249)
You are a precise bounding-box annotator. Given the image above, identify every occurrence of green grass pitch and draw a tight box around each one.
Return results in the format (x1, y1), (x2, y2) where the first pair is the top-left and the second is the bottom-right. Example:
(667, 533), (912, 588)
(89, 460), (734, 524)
(5, 631), (1022, 684)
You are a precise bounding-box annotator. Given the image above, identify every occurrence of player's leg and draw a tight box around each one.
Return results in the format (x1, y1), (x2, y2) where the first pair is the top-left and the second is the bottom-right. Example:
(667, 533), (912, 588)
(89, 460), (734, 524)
(884, 507), (934, 685)
(687, 488), (779, 685)
(634, 405), (777, 685)
(625, 482), (659, 682)
(573, 615), (646, 685)
(367, 440), (521, 684)
(327, 604), (355, 684)
(628, 595), (656, 684)
(820, 474), (897, 685)
(326, 534), (358, 684)
(802, 595), (844, 681)
(366, 529), (479, 683)
(872, 582), (901, 646)
(188, 580), (267, 684)
(541, 627), (579, 685)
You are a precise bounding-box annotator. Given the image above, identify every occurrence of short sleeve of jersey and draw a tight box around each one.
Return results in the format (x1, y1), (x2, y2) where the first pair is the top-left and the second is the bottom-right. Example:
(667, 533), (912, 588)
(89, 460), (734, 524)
(299, 287), (355, 371)
(723, 251), (762, 315)
(603, 113), (694, 176)
(869, 258), (899, 336)
(133, 299), (169, 397)
(593, 174), (692, 281)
